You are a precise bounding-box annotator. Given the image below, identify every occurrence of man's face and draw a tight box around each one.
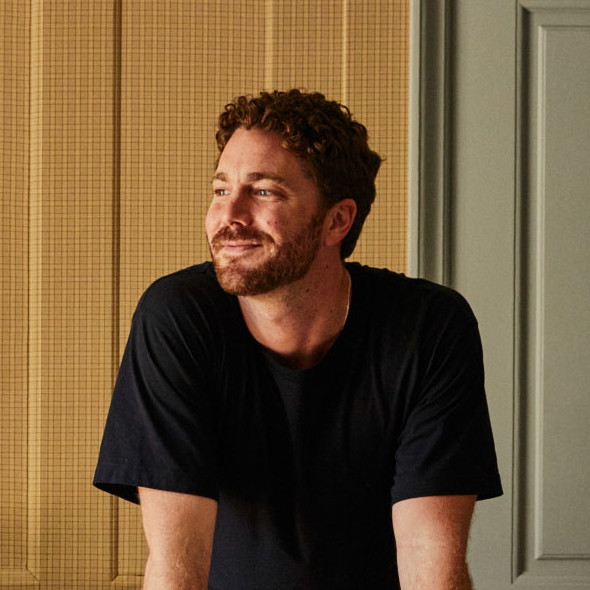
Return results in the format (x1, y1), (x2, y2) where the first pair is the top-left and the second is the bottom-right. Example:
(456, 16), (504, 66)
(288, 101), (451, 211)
(206, 127), (326, 296)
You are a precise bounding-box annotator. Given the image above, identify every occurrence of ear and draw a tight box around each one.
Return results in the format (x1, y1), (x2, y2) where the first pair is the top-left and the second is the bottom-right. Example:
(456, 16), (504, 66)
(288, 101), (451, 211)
(324, 198), (357, 248)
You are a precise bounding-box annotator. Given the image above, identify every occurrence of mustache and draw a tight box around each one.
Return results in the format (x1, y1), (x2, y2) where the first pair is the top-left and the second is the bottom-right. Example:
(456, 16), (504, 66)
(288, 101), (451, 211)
(210, 226), (274, 248)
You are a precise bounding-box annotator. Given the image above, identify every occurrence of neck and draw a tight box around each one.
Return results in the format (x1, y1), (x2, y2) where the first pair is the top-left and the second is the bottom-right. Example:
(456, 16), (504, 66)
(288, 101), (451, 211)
(238, 260), (351, 370)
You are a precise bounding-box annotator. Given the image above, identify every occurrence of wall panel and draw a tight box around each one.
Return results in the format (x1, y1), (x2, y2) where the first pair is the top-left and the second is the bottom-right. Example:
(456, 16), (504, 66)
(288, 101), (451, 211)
(517, 1), (590, 584)
(0, 2), (35, 586)
(28, 1), (117, 587)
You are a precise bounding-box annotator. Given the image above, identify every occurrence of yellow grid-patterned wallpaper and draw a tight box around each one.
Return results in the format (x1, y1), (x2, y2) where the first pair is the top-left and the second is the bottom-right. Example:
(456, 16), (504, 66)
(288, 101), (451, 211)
(1, 1), (408, 587)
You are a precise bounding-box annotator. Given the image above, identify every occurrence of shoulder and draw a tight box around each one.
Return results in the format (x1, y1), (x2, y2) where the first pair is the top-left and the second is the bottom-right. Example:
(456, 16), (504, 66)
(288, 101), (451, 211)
(137, 262), (231, 315)
(347, 263), (476, 326)
(131, 262), (239, 343)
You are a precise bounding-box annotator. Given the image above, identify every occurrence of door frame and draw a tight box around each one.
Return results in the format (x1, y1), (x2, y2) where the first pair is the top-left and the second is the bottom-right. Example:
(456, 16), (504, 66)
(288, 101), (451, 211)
(408, 0), (453, 283)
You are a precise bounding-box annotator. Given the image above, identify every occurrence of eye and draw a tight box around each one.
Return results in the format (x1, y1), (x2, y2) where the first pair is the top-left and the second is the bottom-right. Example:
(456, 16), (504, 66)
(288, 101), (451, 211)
(255, 189), (273, 196)
(212, 188), (229, 197)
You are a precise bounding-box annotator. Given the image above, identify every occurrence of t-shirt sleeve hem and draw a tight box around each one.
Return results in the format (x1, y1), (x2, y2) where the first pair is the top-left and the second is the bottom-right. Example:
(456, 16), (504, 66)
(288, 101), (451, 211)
(390, 477), (503, 505)
(93, 463), (220, 505)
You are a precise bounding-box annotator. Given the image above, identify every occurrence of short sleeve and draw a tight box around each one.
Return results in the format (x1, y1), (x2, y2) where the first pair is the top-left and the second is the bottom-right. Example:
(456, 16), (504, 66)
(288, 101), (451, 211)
(390, 293), (503, 504)
(93, 282), (220, 504)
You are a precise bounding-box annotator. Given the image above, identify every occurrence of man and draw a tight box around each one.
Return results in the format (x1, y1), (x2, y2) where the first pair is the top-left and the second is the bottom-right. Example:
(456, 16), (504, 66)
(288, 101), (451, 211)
(94, 89), (502, 589)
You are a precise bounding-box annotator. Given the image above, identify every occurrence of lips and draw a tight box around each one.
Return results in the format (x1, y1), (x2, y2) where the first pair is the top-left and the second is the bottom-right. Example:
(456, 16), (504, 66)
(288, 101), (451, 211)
(210, 227), (273, 253)
(217, 241), (261, 253)
(220, 240), (259, 247)
(211, 238), (266, 258)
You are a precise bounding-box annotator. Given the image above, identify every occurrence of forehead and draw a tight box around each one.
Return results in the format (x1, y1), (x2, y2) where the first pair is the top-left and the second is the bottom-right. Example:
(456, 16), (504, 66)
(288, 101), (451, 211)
(215, 128), (311, 179)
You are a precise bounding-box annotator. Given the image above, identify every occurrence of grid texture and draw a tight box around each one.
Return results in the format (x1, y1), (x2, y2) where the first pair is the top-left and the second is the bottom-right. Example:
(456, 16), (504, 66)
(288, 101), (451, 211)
(1, 1), (30, 580)
(1, 1), (409, 586)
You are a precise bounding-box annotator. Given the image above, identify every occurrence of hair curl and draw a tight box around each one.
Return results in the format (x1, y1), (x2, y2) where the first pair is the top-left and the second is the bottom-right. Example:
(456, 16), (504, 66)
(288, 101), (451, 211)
(215, 89), (382, 259)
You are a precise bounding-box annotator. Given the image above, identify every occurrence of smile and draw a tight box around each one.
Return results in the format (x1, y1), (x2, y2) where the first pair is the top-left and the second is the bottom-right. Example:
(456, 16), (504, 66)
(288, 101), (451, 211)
(217, 242), (262, 253)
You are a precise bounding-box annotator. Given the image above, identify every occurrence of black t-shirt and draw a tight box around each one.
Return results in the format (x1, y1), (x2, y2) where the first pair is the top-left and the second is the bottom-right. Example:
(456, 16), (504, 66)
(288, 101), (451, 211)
(94, 262), (502, 589)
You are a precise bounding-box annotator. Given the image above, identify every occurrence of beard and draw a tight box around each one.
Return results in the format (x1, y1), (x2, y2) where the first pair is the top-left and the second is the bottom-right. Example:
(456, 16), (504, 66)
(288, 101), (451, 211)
(209, 212), (325, 296)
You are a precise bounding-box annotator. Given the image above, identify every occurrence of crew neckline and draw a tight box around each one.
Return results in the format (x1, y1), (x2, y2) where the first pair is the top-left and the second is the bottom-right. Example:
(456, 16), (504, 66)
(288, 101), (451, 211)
(234, 263), (364, 376)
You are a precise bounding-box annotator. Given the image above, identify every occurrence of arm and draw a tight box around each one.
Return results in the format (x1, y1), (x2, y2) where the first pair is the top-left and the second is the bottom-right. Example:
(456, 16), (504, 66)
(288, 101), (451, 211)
(392, 495), (476, 590)
(139, 487), (218, 590)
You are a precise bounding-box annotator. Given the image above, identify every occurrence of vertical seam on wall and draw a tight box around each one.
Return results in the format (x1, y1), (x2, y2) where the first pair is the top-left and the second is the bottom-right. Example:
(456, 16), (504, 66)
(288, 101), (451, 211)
(341, 0), (349, 104)
(28, 0), (42, 579)
(26, 0), (33, 577)
(513, 2), (525, 580)
(443, 0), (453, 287)
(111, 0), (122, 579)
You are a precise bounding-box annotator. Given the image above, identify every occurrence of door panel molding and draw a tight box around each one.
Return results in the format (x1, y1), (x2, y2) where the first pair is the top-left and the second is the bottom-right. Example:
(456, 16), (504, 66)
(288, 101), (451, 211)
(516, 1), (590, 583)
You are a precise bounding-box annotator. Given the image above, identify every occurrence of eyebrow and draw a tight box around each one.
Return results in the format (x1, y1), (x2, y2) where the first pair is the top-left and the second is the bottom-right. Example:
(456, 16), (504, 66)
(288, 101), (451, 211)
(212, 171), (289, 185)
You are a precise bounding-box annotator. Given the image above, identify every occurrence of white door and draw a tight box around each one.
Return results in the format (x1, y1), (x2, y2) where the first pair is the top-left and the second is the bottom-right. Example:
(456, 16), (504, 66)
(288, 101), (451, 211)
(410, 1), (590, 588)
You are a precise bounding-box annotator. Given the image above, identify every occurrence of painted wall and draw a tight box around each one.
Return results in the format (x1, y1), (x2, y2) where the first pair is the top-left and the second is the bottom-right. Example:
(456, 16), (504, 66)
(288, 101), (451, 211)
(0, 1), (409, 586)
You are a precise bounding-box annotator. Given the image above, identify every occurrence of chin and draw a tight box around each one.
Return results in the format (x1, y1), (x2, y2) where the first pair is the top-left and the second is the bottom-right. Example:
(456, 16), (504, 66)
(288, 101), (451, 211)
(214, 260), (312, 297)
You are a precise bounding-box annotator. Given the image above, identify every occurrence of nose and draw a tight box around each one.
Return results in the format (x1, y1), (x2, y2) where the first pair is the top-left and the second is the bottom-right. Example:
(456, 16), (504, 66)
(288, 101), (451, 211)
(219, 187), (253, 227)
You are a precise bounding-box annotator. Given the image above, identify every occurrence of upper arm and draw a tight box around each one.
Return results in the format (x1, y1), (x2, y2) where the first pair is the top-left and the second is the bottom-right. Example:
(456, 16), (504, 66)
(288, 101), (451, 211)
(139, 487), (218, 590)
(94, 283), (221, 504)
(390, 297), (502, 505)
(392, 495), (476, 590)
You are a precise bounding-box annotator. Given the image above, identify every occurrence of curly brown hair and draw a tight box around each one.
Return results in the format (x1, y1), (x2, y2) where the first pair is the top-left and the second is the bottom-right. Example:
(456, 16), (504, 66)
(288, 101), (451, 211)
(215, 89), (382, 259)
